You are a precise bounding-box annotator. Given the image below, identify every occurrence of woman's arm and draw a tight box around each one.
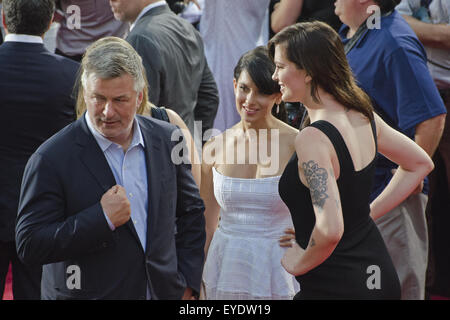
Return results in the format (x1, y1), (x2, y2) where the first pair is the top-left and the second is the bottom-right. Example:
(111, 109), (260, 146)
(370, 113), (434, 221)
(200, 141), (221, 257)
(166, 108), (201, 188)
(271, 0), (304, 34)
(281, 127), (344, 276)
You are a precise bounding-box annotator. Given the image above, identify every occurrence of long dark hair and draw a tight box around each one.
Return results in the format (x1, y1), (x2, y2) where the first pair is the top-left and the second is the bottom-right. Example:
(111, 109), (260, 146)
(234, 46), (287, 123)
(268, 21), (374, 124)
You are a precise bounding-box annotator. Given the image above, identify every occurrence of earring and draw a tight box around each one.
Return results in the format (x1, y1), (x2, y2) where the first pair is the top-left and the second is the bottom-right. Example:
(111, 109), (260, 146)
(276, 104), (280, 113)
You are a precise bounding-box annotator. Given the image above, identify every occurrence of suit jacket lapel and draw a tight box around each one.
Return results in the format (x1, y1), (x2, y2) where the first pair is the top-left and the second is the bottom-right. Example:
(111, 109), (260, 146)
(138, 116), (162, 253)
(77, 117), (116, 193)
(77, 116), (143, 248)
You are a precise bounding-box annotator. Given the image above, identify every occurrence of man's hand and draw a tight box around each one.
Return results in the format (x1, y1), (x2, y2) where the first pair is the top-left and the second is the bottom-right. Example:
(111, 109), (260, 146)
(101, 185), (131, 228)
(181, 287), (197, 300)
(53, 10), (65, 24)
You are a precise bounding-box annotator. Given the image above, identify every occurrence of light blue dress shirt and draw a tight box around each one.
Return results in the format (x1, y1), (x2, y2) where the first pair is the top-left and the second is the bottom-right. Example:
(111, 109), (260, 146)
(85, 113), (149, 252)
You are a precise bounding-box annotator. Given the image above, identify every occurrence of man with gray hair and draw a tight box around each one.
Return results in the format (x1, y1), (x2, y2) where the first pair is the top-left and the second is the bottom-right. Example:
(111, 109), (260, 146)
(15, 37), (206, 300)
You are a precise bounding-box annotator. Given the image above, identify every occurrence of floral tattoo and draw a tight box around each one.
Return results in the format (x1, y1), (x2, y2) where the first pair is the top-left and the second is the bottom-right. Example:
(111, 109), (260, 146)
(302, 160), (329, 209)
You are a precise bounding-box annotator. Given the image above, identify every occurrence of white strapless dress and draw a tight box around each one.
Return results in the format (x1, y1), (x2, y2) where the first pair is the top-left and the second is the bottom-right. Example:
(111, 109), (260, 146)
(202, 167), (300, 300)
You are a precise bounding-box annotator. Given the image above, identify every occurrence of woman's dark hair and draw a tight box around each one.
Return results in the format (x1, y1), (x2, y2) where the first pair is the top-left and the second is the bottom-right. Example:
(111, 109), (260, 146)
(268, 21), (374, 126)
(374, 0), (402, 14)
(234, 46), (287, 123)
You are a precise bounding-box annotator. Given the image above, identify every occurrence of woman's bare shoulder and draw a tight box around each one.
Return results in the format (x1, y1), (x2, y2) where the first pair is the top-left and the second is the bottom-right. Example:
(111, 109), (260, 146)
(277, 119), (299, 134)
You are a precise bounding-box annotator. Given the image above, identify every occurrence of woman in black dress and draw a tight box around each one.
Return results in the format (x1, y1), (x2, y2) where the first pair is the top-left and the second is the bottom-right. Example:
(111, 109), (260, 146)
(269, 21), (434, 299)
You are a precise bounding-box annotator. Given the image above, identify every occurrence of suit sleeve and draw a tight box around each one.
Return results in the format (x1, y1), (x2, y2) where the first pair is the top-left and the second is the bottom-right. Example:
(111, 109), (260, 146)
(172, 133), (206, 294)
(194, 60), (219, 139)
(127, 33), (163, 106)
(15, 152), (114, 266)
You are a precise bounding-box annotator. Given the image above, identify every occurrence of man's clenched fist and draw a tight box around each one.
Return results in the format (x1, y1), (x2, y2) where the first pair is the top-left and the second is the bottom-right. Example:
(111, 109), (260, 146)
(101, 185), (131, 228)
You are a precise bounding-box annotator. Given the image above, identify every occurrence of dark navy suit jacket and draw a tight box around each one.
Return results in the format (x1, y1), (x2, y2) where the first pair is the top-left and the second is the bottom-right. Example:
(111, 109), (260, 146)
(15, 115), (206, 299)
(0, 41), (79, 242)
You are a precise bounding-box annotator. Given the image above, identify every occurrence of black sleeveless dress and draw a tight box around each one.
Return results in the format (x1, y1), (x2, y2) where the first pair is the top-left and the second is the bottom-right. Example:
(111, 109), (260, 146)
(279, 120), (401, 299)
(151, 106), (170, 122)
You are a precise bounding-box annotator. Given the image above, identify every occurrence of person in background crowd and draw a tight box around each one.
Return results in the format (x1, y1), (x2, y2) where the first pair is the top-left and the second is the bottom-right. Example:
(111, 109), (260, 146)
(201, 46), (299, 300)
(0, 2), (3, 45)
(15, 37), (206, 300)
(53, 0), (129, 62)
(335, 0), (447, 299)
(271, 0), (342, 34)
(146, 104), (201, 187)
(167, 0), (203, 29)
(396, 0), (450, 299)
(0, 0), (79, 299)
(110, 0), (219, 141)
(199, 0), (271, 133)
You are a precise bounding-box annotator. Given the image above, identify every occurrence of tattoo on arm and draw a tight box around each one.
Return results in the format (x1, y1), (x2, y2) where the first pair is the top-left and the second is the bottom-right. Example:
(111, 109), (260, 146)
(335, 199), (340, 210)
(302, 160), (329, 209)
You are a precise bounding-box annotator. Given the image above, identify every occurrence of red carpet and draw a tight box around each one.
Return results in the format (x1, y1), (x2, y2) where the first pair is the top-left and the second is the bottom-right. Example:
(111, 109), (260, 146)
(1, 262), (448, 300)
(2, 264), (13, 300)
(431, 294), (450, 300)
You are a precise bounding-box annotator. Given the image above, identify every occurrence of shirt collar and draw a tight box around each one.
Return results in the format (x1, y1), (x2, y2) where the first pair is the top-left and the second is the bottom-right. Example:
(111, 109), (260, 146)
(4, 34), (44, 44)
(85, 112), (145, 152)
(130, 0), (167, 31)
(339, 23), (370, 53)
(338, 24), (350, 39)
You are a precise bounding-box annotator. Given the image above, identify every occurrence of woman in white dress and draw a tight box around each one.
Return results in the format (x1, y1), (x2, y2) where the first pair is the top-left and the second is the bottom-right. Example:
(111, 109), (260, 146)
(201, 46), (299, 299)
